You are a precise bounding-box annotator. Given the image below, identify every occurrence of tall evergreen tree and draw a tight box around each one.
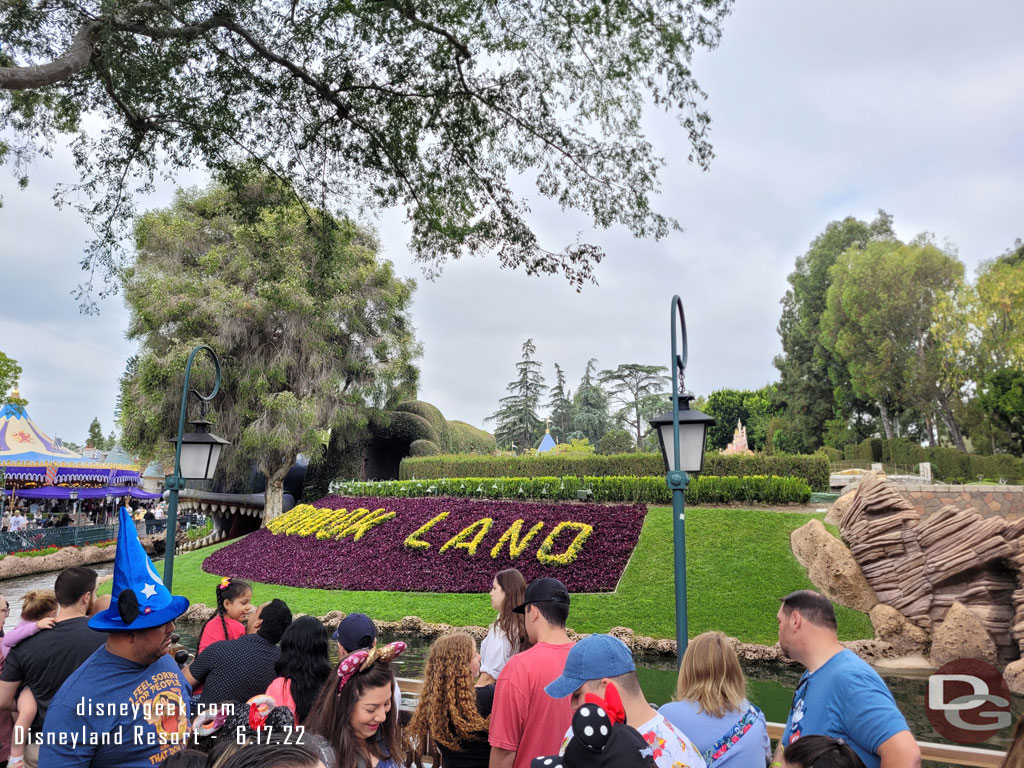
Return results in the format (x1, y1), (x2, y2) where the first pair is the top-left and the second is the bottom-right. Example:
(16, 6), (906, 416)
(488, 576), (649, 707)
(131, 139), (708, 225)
(546, 364), (574, 443)
(86, 417), (105, 449)
(774, 211), (896, 451)
(599, 363), (669, 449)
(487, 339), (546, 452)
(572, 359), (611, 444)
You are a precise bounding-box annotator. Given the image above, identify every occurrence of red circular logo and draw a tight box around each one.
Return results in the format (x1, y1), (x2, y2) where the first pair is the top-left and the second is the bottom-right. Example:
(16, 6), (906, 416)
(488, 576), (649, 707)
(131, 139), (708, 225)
(925, 658), (1012, 743)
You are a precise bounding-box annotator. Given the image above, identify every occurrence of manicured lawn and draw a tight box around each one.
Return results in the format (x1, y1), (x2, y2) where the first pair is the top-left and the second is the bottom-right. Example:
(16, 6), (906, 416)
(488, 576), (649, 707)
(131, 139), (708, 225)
(142, 506), (874, 646)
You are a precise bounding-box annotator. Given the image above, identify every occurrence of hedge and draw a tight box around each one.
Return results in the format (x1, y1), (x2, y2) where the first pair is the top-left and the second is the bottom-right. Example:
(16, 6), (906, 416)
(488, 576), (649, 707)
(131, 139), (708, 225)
(839, 440), (1024, 484)
(330, 474), (812, 505)
(399, 453), (830, 490)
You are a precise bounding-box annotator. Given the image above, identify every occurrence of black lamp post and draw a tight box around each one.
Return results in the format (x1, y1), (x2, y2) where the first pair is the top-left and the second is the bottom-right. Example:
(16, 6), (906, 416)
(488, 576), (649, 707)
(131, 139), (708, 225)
(163, 345), (228, 589)
(647, 296), (715, 664)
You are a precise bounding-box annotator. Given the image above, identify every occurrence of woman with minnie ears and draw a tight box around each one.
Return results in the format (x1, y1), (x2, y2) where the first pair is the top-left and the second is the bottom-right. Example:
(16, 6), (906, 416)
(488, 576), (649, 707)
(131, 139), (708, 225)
(199, 577), (253, 653)
(305, 642), (408, 768)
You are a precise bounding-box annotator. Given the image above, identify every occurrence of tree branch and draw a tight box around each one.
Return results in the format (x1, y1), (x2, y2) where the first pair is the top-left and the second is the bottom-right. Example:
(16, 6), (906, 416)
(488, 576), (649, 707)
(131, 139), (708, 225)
(0, 22), (99, 90)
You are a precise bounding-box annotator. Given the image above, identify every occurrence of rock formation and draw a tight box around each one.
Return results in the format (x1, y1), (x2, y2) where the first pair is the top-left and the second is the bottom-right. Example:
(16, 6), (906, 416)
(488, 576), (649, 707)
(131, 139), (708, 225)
(836, 471), (1024, 665)
(791, 519), (878, 612)
(930, 601), (999, 666)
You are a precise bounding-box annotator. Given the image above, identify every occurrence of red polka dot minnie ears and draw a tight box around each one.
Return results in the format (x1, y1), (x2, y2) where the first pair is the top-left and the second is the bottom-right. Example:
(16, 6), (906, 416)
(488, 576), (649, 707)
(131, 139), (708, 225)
(336, 641), (407, 693)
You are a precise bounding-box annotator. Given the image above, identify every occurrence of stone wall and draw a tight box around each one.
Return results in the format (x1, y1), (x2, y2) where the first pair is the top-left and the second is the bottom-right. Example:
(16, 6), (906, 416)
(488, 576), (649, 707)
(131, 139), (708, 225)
(888, 483), (1024, 522)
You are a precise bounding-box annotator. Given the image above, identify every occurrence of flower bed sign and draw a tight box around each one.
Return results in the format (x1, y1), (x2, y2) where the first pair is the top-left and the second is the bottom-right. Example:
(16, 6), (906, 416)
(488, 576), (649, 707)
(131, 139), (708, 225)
(202, 496), (647, 593)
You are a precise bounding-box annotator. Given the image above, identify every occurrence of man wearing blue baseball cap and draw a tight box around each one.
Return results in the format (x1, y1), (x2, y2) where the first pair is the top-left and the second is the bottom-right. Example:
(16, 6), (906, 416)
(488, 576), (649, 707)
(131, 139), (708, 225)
(546, 634), (706, 768)
(38, 509), (192, 767)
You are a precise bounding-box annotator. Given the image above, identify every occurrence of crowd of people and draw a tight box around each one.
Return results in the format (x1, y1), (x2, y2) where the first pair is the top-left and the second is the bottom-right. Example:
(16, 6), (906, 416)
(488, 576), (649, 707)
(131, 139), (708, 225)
(0, 510), (1021, 768)
(0, 497), (166, 532)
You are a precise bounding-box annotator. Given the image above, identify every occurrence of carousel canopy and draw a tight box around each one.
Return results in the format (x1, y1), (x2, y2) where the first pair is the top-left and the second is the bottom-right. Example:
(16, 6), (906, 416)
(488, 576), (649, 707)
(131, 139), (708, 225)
(0, 393), (141, 485)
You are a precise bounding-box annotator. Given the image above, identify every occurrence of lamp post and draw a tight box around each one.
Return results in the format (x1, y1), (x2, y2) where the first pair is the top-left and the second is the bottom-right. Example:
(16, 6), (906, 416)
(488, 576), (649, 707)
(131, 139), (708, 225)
(647, 296), (715, 664)
(163, 345), (228, 590)
(68, 489), (79, 545)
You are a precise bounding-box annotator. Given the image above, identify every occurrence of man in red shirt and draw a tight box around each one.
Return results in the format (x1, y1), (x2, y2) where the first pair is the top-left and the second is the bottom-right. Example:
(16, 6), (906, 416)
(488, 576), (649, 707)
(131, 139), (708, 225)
(489, 578), (575, 768)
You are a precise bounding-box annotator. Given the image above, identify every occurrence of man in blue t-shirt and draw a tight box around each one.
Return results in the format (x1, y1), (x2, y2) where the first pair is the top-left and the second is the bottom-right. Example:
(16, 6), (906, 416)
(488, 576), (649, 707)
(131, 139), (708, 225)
(775, 591), (920, 768)
(39, 508), (192, 767)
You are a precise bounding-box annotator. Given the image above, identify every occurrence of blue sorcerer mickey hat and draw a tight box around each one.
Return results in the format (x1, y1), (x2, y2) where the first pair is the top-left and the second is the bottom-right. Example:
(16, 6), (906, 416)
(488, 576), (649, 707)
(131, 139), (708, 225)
(89, 508), (189, 632)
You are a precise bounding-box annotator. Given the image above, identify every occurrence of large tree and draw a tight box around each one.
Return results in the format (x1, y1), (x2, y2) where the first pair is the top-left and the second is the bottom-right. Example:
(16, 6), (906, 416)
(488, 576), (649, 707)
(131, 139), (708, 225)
(773, 212), (895, 452)
(0, 350), (23, 407)
(545, 363), (574, 444)
(821, 237), (966, 447)
(0, 0), (733, 303)
(487, 339), (545, 453)
(572, 359), (611, 445)
(118, 171), (419, 519)
(86, 417), (107, 449)
(599, 363), (670, 450)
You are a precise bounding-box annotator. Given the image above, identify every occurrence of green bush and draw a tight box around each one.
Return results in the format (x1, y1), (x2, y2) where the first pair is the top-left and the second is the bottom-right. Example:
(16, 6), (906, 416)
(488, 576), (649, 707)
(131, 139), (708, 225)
(400, 452), (829, 490)
(816, 446), (843, 464)
(331, 474), (812, 505)
(448, 421), (498, 453)
(396, 401), (452, 451)
(598, 429), (634, 455)
(408, 439), (440, 457)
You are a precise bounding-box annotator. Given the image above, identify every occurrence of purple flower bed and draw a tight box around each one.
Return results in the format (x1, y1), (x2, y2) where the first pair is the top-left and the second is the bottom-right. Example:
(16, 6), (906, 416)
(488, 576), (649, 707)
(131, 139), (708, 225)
(202, 496), (647, 593)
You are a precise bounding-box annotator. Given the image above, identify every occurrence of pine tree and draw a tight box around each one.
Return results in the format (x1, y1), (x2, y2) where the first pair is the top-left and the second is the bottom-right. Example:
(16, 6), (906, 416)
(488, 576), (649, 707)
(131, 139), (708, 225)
(546, 364), (575, 442)
(572, 359), (611, 444)
(599, 363), (670, 449)
(487, 339), (546, 452)
(87, 418), (105, 449)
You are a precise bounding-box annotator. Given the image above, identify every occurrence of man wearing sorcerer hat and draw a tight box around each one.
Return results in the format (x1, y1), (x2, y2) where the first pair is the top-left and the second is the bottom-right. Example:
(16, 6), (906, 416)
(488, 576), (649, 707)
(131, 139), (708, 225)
(39, 509), (192, 767)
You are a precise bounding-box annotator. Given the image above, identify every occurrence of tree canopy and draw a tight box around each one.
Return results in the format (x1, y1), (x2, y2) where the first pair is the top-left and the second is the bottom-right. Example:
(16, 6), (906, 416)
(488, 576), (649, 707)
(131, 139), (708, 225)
(0, 350), (23, 407)
(118, 170), (419, 518)
(0, 0), (733, 304)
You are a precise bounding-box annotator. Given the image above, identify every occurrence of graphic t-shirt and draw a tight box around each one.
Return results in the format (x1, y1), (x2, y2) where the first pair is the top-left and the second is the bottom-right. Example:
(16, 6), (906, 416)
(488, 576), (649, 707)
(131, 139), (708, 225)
(40, 645), (192, 767)
(489, 640), (574, 768)
(781, 649), (908, 768)
(561, 710), (707, 768)
(0, 616), (107, 730)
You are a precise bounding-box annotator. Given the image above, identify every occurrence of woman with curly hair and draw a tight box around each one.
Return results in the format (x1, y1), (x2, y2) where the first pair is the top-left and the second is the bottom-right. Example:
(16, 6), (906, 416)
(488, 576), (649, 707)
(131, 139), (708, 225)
(305, 642), (408, 768)
(408, 632), (492, 768)
(476, 568), (530, 686)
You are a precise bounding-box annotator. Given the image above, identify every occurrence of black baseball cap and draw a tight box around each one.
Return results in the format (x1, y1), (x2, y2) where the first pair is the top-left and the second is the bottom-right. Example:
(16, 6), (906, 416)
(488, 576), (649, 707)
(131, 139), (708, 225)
(513, 577), (571, 614)
(331, 613), (377, 651)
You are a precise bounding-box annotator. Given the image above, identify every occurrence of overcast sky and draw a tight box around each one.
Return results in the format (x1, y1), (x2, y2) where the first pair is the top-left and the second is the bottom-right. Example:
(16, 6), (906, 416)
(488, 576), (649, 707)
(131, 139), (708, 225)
(1, 2), (1022, 447)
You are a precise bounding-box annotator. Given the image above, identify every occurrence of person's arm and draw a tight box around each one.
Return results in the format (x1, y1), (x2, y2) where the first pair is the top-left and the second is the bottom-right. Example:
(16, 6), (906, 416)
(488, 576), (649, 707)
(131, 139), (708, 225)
(2, 620), (44, 651)
(184, 647), (213, 687)
(877, 731), (920, 768)
(0, 680), (19, 711)
(489, 746), (516, 768)
(476, 671), (497, 686)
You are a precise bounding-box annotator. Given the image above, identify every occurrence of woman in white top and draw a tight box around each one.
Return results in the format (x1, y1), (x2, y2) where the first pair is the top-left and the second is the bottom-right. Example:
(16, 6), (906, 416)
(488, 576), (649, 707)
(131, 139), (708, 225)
(475, 568), (530, 685)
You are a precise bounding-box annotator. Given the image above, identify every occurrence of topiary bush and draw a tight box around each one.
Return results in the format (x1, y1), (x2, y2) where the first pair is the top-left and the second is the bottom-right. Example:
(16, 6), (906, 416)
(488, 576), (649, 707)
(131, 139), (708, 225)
(408, 439), (440, 457)
(448, 420), (498, 453)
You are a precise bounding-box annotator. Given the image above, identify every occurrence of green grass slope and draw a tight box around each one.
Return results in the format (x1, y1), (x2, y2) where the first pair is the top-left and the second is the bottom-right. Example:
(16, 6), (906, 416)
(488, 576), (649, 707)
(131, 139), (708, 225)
(157, 506), (874, 645)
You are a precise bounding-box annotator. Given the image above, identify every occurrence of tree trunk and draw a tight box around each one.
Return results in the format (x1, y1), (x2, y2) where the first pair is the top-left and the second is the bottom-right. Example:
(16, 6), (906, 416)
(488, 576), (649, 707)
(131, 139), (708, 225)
(262, 465), (291, 525)
(877, 402), (895, 439)
(936, 396), (967, 452)
(924, 414), (938, 447)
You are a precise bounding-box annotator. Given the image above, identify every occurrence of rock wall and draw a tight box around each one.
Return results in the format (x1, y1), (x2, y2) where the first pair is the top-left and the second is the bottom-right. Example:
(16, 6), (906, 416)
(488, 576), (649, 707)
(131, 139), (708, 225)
(838, 472), (1024, 665)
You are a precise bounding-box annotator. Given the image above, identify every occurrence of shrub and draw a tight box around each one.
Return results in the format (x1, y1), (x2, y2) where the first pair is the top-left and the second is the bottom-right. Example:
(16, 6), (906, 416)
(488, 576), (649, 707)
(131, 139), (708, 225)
(409, 439), (440, 457)
(331, 474), (812, 505)
(552, 437), (596, 455)
(448, 421), (498, 453)
(396, 401), (452, 451)
(598, 429), (635, 455)
(400, 452), (829, 490)
(816, 446), (843, 464)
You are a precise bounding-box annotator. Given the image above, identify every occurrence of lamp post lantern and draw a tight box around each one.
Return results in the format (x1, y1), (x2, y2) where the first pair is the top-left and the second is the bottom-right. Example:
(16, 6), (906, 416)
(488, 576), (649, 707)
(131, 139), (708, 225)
(163, 345), (228, 589)
(68, 489), (80, 544)
(647, 296), (715, 665)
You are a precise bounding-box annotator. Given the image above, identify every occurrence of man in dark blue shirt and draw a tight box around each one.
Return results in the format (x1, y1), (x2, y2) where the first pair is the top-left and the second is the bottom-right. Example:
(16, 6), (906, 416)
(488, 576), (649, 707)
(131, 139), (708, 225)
(40, 509), (192, 767)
